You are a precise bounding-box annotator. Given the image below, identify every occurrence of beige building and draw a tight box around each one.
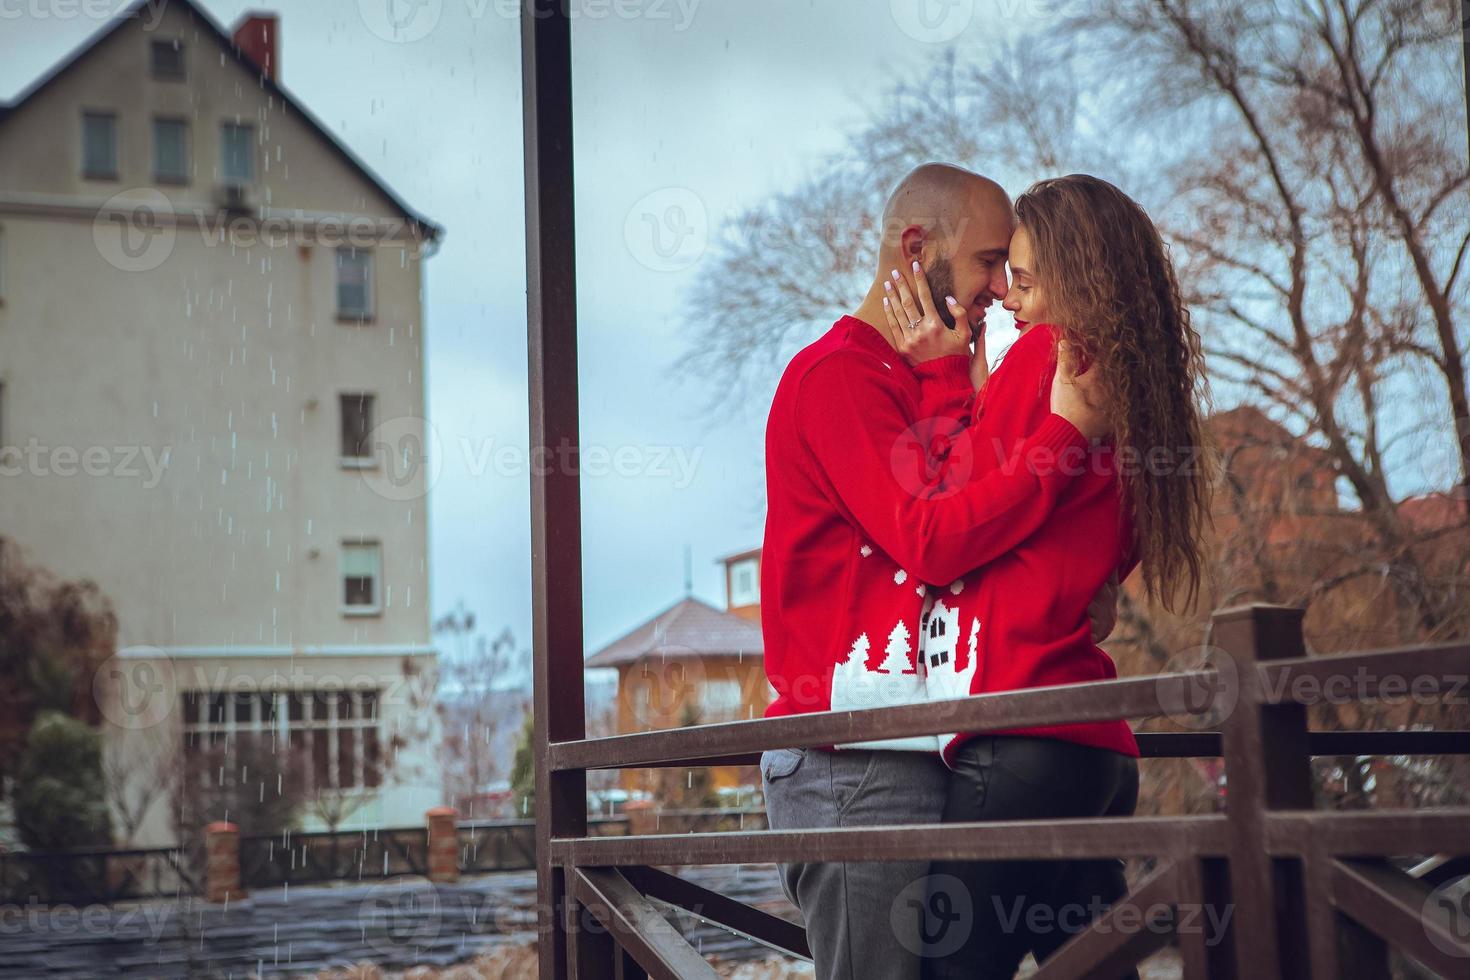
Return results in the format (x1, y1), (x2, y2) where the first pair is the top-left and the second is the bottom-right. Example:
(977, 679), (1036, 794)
(0, 1), (443, 844)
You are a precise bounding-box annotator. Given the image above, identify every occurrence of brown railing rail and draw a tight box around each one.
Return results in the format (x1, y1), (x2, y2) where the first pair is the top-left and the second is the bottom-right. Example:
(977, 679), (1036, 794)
(521, 7), (1470, 979)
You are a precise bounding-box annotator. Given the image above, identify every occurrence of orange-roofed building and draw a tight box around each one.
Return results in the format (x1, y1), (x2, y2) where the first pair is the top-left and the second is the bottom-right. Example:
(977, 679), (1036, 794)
(585, 550), (770, 797)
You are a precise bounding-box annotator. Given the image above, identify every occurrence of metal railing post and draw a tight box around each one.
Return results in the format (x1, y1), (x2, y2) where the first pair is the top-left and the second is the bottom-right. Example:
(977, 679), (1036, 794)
(522, 2), (595, 976)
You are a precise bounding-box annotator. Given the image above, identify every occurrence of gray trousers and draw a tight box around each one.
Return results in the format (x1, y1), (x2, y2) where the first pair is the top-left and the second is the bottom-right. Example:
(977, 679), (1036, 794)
(760, 747), (950, 980)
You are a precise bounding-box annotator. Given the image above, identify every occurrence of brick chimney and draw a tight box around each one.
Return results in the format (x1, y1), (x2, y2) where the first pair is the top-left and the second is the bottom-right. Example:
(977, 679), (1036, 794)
(232, 13), (278, 81)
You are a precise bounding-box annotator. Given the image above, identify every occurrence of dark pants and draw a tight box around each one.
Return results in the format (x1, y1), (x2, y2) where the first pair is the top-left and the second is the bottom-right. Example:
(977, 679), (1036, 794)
(922, 736), (1141, 980)
(762, 747), (951, 980)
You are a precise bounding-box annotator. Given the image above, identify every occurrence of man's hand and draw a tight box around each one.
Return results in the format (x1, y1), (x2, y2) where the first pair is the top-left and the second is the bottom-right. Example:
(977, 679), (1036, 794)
(884, 261), (972, 366)
(1088, 574), (1120, 643)
(1050, 339), (1109, 440)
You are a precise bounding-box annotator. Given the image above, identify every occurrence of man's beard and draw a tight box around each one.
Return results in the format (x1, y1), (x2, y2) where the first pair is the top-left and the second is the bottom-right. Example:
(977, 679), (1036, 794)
(926, 254), (959, 330)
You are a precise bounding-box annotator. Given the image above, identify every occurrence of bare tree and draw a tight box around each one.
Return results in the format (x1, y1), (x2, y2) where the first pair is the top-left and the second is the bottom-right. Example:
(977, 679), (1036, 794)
(682, 2), (1468, 638)
(103, 725), (179, 848)
(1059, 0), (1470, 639)
(435, 609), (531, 817)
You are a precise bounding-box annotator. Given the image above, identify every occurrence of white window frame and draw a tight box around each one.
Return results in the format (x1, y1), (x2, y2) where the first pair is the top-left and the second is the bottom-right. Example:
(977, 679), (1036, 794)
(152, 117), (189, 184)
(220, 121), (255, 185)
(82, 110), (118, 180)
(339, 391), (377, 468)
(729, 557), (759, 607)
(150, 38), (186, 81)
(180, 688), (382, 791)
(699, 677), (744, 719)
(340, 539), (383, 615)
(336, 248), (375, 322)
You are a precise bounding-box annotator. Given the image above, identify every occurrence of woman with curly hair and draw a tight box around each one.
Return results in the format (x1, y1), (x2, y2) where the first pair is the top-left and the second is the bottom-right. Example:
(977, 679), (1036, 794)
(881, 173), (1211, 979)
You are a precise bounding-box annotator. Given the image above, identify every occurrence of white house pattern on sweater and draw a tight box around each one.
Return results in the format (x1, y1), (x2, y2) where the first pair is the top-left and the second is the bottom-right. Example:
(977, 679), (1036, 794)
(825, 551), (982, 755)
(924, 601), (980, 703)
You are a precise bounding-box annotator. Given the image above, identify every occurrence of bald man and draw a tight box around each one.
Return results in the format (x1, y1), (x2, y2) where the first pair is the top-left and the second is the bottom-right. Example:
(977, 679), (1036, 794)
(757, 163), (1109, 980)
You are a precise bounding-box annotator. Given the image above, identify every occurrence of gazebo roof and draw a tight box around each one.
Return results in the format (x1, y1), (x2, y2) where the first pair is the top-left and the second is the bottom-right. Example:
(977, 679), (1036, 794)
(584, 596), (763, 668)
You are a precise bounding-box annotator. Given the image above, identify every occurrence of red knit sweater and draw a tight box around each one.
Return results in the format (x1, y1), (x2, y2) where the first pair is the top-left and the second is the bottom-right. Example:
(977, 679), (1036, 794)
(760, 315), (1105, 753)
(913, 322), (1140, 763)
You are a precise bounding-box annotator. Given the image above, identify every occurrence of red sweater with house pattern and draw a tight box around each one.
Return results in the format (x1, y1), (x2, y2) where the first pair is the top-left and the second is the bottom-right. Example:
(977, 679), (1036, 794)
(760, 315), (1096, 752)
(913, 322), (1140, 763)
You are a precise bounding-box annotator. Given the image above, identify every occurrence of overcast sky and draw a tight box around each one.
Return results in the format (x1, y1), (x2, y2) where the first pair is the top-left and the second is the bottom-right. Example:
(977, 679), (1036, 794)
(1, 0), (1033, 662)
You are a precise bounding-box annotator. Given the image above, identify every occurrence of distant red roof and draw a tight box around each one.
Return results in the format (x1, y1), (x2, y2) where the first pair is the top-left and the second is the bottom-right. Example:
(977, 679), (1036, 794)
(585, 596), (764, 668)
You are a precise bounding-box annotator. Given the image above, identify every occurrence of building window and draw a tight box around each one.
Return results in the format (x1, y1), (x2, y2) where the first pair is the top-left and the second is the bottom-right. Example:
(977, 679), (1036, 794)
(150, 39), (185, 80)
(336, 249), (374, 320)
(220, 122), (254, 184)
(340, 393), (376, 464)
(341, 540), (382, 612)
(181, 689), (382, 791)
(729, 557), (759, 607)
(152, 118), (189, 184)
(699, 677), (744, 720)
(82, 111), (118, 179)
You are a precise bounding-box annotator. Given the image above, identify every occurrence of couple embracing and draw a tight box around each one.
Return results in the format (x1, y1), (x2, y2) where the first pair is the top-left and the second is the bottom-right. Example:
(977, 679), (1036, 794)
(758, 163), (1209, 979)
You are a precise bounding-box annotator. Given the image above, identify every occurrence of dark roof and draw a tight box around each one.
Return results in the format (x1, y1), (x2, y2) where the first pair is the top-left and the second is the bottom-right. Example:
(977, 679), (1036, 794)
(585, 596), (764, 668)
(0, 0), (441, 241)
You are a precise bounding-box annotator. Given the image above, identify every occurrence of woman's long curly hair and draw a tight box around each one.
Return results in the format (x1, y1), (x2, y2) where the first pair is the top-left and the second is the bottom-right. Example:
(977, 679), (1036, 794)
(1015, 174), (1211, 611)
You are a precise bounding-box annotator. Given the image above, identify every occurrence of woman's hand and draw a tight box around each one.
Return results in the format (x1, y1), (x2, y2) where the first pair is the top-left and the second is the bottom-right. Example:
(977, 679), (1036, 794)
(883, 261), (973, 367)
(1051, 338), (1109, 440)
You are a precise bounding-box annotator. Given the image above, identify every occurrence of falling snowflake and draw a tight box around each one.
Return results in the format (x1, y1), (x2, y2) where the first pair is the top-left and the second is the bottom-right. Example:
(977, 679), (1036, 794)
(894, 569), (907, 585)
(949, 579), (965, 595)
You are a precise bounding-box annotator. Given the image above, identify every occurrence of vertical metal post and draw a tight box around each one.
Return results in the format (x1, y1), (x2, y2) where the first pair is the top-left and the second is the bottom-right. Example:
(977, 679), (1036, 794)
(522, 2), (591, 976)
(1213, 604), (1314, 980)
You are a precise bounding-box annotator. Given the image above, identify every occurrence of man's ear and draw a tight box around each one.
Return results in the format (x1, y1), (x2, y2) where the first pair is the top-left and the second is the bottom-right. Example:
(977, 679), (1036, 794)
(898, 225), (927, 264)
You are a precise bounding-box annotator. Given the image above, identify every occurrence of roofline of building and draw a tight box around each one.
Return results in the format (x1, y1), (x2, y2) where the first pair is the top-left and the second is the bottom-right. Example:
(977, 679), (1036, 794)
(583, 594), (765, 666)
(712, 546), (761, 564)
(0, 0), (443, 242)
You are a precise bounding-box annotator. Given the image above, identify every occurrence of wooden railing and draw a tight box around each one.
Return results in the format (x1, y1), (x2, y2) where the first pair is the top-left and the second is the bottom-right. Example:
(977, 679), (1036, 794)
(532, 601), (1470, 978)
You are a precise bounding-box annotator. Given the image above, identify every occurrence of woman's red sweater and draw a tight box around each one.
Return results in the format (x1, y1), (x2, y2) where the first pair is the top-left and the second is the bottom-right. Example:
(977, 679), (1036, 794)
(915, 322), (1139, 763)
